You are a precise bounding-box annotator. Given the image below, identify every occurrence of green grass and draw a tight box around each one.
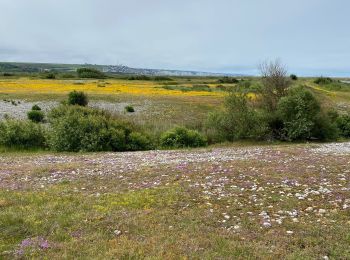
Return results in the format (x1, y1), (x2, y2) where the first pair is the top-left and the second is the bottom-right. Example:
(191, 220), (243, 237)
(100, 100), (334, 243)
(0, 144), (350, 258)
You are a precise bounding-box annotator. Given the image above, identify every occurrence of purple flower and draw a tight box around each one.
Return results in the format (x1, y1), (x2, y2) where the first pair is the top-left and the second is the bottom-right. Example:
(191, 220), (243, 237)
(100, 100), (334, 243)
(38, 237), (50, 249)
(20, 238), (33, 247)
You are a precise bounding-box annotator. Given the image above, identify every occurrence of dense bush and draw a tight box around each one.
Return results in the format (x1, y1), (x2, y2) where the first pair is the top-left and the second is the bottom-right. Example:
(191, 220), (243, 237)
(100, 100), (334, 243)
(125, 105), (135, 113)
(276, 87), (337, 141)
(207, 84), (337, 142)
(127, 75), (151, 80)
(206, 91), (268, 141)
(47, 105), (152, 152)
(290, 74), (298, 80)
(314, 77), (333, 85)
(27, 110), (45, 123)
(60, 73), (76, 79)
(153, 76), (173, 81)
(336, 114), (350, 138)
(0, 120), (46, 148)
(77, 68), (106, 79)
(31, 104), (42, 111)
(68, 91), (88, 106)
(42, 72), (56, 79)
(218, 77), (239, 84)
(127, 132), (154, 151)
(160, 126), (207, 148)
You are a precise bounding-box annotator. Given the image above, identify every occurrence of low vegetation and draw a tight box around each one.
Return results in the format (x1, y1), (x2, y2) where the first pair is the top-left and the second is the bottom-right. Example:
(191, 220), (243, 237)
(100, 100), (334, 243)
(207, 61), (342, 142)
(160, 126), (207, 148)
(290, 74), (298, 80)
(1, 61), (350, 151)
(48, 105), (151, 152)
(76, 68), (106, 79)
(27, 110), (45, 123)
(0, 119), (46, 148)
(124, 105), (135, 113)
(217, 76), (239, 84)
(67, 90), (88, 106)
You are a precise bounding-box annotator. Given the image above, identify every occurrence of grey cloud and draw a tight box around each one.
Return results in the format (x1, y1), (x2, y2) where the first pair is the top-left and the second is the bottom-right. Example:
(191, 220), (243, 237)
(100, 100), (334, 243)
(0, 0), (349, 76)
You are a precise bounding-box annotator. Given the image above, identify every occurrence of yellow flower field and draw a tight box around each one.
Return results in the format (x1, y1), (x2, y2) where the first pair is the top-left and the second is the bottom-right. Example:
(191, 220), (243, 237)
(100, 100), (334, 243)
(0, 78), (225, 97)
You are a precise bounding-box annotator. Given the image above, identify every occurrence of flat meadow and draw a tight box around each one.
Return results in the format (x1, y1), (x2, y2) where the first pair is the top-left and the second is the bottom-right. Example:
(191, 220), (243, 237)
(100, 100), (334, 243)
(0, 74), (350, 259)
(0, 77), (228, 133)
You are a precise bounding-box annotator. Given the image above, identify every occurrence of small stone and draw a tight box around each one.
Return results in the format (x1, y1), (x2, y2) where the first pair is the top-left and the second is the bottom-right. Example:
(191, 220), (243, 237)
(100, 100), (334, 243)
(305, 207), (313, 212)
(286, 230), (294, 234)
(319, 209), (326, 214)
(113, 230), (122, 236)
(263, 222), (271, 228)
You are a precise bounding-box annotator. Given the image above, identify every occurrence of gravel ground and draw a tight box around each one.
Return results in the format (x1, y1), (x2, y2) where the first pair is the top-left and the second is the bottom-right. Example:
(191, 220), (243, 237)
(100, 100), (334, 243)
(1, 142), (349, 258)
(0, 100), (57, 119)
(0, 99), (150, 120)
(1, 142), (349, 191)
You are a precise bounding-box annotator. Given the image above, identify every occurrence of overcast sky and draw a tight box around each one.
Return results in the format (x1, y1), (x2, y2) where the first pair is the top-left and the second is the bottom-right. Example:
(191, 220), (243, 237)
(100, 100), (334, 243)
(0, 0), (349, 76)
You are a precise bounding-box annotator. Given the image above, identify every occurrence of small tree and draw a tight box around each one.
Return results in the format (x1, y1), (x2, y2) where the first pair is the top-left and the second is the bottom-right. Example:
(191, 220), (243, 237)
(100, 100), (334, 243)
(206, 89), (268, 141)
(68, 91), (88, 106)
(27, 110), (45, 123)
(290, 74), (298, 80)
(259, 59), (290, 111)
(276, 86), (331, 140)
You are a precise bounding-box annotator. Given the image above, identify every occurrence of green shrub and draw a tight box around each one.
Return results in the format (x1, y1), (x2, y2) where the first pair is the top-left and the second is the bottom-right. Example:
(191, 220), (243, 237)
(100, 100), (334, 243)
(160, 126), (207, 148)
(48, 106), (124, 152)
(31, 104), (42, 111)
(290, 74), (298, 80)
(216, 85), (227, 91)
(0, 120), (46, 148)
(27, 110), (45, 123)
(128, 75), (151, 80)
(311, 114), (338, 141)
(68, 91), (88, 106)
(217, 77), (239, 84)
(42, 72), (56, 79)
(125, 105), (135, 113)
(153, 76), (173, 81)
(206, 91), (268, 141)
(60, 73), (76, 79)
(192, 84), (211, 91)
(77, 68), (106, 79)
(314, 77), (333, 85)
(47, 105), (152, 152)
(276, 86), (336, 141)
(127, 132), (154, 151)
(336, 114), (350, 138)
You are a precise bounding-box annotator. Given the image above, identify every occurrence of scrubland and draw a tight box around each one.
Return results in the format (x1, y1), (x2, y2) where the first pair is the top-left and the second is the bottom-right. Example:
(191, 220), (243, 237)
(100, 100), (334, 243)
(0, 72), (350, 259)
